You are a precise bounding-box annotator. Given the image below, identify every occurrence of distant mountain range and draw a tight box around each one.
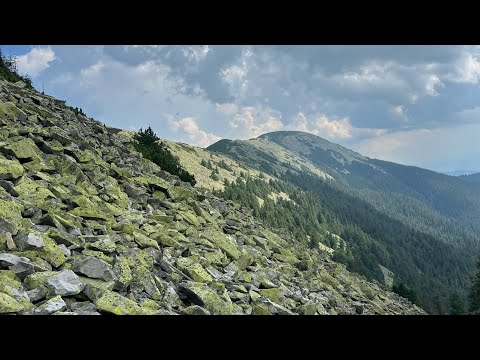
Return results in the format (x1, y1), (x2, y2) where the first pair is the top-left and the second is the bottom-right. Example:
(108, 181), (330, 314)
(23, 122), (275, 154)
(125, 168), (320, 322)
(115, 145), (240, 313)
(202, 130), (480, 312)
(459, 172), (480, 183)
(442, 170), (479, 176)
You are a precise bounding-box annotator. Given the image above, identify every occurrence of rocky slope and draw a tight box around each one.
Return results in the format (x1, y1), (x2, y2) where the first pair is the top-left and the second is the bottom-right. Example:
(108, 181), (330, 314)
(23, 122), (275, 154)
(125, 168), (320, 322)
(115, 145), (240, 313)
(0, 79), (425, 315)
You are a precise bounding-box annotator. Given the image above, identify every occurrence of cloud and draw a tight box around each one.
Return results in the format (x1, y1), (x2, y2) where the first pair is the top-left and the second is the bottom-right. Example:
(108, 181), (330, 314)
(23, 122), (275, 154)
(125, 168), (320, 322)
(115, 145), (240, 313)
(16, 47), (56, 77)
(16, 44), (480, 171)
(182, 46), (210, 62)
(167, 116), (220, 147)
(390, 105), (406, 117)
(314, 115), (353, 139)
(425, 74), (443, 96)
(290, 113), (353, 140)
(289, 112), (388, 142)
(219, 49), (253, 99)
(216, 102), (238, 116)
(451, 54), (480, 83)
(229, 106), (283, 139)
(353, 123), (480, 171)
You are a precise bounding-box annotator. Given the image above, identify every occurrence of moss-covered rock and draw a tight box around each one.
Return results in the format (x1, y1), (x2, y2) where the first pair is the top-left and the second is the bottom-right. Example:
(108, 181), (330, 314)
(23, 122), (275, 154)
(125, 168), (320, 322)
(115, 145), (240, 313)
(133, 232), (160, 250)
(0, 138), (40, 160)
(0, 199), (24, 235)
(95, 290), (142, 315)
(259, 288), (284, 303)
(176, 257), (213, 283)
(0, 292), (24, 313)
(202, 229), (241, 260)
(89, 238), (117, 253)
(113, 256), (132, 290)
(68, 207), (110, 221)
(179, 281), (238, 315)
(0, 157), (24, 180)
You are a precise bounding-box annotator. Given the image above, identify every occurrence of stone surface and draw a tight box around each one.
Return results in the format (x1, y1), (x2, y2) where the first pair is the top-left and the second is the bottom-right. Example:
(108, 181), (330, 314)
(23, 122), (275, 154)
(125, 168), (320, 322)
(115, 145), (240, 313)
(31, 295), (67, 315)
(47, 269), (85, 296)
(72, 256), (115, 281)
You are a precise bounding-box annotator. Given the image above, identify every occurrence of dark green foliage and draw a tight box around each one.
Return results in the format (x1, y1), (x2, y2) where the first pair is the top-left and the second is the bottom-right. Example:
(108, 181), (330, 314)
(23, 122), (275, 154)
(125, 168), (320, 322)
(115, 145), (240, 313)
(449, 293), (465, 315)
(0, 49), (34, 89)
(200, 158), (214, 170)
(218, 159), (233, 172)
(210, 171), (220, 181)
(468, 256), (480, 313)
(214, 171), (471, 313)
(392, 281), (418, 305)
(70, 106), (86, 117)
(132, 127), (196, 186)
(308, 233), (322, 250)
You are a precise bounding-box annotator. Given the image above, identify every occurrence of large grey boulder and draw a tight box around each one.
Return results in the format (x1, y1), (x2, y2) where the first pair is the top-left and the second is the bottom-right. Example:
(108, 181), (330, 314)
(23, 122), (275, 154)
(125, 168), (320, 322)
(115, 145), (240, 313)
(47, 270), (85, 296)
(72, 256), (115, 281)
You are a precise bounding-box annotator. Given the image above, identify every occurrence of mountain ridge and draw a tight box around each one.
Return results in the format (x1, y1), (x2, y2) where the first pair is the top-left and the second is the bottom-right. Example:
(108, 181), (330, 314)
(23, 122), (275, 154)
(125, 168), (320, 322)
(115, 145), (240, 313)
(206, 130), (479, 312)
(0, 78), (425, 315)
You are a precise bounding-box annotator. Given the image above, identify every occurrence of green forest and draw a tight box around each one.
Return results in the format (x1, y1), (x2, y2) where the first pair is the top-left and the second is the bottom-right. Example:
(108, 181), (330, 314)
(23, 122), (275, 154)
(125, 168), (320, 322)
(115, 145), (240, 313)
(214, 172), (476, 313)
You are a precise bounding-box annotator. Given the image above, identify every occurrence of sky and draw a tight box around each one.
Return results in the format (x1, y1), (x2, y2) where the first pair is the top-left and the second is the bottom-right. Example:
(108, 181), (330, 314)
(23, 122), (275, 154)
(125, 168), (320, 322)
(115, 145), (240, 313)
(1, 45), (479, 173)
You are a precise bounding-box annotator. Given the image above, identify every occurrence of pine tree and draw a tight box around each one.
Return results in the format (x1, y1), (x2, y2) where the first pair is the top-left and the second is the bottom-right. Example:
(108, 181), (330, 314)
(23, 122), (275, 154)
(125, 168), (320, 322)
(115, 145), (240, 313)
(449, 293), (465, 315)
(132, 127), (196, 186)
(468, 255), (480, 313)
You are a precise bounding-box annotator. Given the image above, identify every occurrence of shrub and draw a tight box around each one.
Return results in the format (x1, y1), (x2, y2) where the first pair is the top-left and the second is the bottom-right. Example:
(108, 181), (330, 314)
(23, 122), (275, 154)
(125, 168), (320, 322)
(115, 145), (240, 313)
(132, 126), (196, 186)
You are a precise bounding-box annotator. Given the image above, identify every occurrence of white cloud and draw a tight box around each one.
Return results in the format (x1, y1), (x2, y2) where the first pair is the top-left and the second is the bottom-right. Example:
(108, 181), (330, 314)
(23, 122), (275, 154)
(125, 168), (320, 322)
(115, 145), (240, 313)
(290, 112), (388, 141)
(167, 116), (220, 147)
(292, 112), (315, 134)
(337, 61), (407, 92)
(216, 102), (238, 116)
(354, 123), (480, 170)
(314, 115), (353, 139)
(229, 106), (283, 139)
(220, 49), (253, 99)
(451, 54), (480, 83)
(290, 112), (352, 139)
(390, 105), (405, 117)
(425, 74), (443, 96)
(16, 47), (56, 77)
(182, 45), (210, 62)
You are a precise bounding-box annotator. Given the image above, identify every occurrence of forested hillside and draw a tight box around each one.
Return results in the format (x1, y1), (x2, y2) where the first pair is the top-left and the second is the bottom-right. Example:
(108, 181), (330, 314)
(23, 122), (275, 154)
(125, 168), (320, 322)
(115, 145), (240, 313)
(206, 131), (480, 313)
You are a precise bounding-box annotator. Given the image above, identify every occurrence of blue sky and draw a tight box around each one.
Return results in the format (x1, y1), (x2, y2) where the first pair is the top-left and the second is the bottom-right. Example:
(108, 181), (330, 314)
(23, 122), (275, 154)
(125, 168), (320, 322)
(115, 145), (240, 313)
(2, 45), (479, 173)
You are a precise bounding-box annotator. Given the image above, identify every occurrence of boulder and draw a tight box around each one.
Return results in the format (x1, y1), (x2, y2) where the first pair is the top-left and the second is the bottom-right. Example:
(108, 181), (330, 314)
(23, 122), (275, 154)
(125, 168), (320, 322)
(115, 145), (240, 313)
(47, 270), (85, 296)
(72, 256), (115, 281)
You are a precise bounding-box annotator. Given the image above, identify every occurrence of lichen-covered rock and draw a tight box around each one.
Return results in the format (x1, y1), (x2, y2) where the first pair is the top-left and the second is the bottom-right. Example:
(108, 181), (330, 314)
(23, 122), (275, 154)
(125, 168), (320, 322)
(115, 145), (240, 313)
(0, 137), (40, 160)
(176, 257), (213, 283)
(95, 290), (142, 315)
(31, 295), (67, 315)
(113, 256), (132, 290)
(202, 229), (241, 260)
(181, 305), (210, 315)
(0, 292), (24, 313)
(0, 199), (24, 236)
(178, 281), (239, 315)
(0, 157), (24, 180)
(133, 232), (159, 250)
(89, 238), (117, 253)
